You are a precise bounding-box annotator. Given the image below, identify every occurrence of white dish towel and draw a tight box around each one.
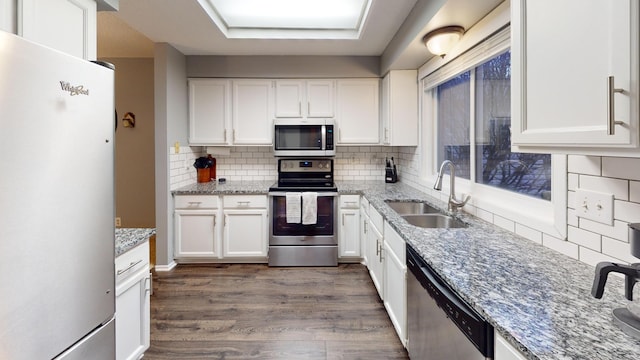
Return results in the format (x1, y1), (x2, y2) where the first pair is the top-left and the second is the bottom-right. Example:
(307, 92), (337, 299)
(302, 192), (318, 225)
(285, 192), (302, 223)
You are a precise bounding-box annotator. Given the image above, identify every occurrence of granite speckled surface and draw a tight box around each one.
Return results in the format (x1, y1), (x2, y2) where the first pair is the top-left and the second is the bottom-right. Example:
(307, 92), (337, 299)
(115, 228), (155, 257)
(171, 179), (640, 359)
(338, 181), (640, 360)
(172, 180), (273, 195)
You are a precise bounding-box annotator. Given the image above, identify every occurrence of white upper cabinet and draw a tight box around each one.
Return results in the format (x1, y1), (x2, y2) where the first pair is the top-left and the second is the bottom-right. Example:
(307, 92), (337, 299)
(335, 79), (380, 144)
(511, 0), (640, 156)
(188, 79), (231, 146)
(275, 80), (334, 118)
(18, 0), (97, 59)
(232, 79), (274, 145)
(381, 70), (418, 146)
(1, 0), (16, 33)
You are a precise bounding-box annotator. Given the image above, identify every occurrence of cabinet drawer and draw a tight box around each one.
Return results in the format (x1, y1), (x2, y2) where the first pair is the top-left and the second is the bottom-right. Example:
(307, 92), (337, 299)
(175, 195), (219, 209)
(340, 195), (360, 208)
(115, 241), (149, 285)
(369, 205), (384, 233)
(223, 195), (267, 208)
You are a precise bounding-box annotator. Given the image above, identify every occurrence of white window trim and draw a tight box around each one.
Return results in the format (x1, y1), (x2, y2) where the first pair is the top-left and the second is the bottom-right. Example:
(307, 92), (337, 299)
(418, 6), (567, 240)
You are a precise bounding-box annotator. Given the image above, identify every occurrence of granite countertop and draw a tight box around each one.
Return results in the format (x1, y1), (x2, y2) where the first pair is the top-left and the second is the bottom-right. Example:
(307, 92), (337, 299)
(115, 228), (155, 257)
(339, 181), (640, 360)
(169, 179), (640, 359)
(172, 180), (273, 195)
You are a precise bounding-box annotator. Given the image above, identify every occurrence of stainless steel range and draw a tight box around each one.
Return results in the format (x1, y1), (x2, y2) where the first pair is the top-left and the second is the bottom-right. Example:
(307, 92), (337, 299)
(268, 158), (338, 266)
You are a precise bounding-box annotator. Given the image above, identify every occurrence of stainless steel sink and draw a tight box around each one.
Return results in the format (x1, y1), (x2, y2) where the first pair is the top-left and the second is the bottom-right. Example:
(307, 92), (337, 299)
(385, 200), (440, 215)
(401, 214), (467, 229)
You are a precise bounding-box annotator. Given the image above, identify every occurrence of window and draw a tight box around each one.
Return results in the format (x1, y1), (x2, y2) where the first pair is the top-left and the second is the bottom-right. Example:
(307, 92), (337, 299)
(474, 52), (551, 200)
(433, 51), (551, 200)
(421, 25), (566, 239)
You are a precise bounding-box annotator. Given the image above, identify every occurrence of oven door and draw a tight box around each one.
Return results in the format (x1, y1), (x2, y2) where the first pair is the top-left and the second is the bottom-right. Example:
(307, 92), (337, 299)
(268, 191), (337, 245)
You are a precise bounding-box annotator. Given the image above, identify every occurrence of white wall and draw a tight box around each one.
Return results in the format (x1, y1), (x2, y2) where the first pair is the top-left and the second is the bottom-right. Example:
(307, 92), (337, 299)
(154, 43), (187, 268)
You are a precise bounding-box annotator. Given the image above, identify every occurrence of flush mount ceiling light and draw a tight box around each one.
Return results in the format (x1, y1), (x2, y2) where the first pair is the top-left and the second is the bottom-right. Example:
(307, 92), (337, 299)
(422, 26), (465, 57)
(198, 0), (371, 39)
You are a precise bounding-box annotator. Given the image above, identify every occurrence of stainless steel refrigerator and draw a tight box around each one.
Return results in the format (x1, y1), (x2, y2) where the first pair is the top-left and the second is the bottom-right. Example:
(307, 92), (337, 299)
(0, 31), (116, 359)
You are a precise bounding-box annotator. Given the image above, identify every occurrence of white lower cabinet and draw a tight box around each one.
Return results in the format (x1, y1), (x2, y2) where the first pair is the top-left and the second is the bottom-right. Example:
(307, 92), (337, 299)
(222, 195), (268, 259)
(174, 195), (268, 262)
(338, 195), (361, 261)
(383, 222), (407, 347)
(115, 242), (150, 360)
(495, 331), (527, 360)
(174, 196), (220, 259)
(367, 205), (384, 299)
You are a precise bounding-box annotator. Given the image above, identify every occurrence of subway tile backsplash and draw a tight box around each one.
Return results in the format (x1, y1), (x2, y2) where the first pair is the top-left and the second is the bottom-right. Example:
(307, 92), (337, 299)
(169, 145), (400, 190)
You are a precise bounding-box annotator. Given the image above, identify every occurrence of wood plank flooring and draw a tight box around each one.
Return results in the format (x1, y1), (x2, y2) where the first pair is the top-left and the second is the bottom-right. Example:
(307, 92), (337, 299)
(145, 263), (409, 360)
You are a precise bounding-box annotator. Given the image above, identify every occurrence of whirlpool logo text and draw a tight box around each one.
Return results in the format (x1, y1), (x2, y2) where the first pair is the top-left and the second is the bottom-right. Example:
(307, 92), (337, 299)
(60, 81), (89, 96)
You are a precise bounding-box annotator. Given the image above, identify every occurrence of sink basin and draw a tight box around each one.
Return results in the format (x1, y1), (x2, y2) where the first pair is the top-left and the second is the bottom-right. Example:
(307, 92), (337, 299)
(385, 200), (440, 215)
(401, 214), (466, 229)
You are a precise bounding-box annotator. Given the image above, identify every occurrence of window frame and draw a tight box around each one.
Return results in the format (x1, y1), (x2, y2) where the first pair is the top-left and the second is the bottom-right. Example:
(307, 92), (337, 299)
(419, 25), (567, 240)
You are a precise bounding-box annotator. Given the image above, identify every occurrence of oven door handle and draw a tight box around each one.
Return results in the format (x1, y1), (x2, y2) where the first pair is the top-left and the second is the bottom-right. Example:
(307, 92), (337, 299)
(268, 192), (338, 197)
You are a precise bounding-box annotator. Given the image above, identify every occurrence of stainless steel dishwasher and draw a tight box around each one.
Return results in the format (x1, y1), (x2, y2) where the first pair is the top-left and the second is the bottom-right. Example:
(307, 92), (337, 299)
(407, 245), (494, 359)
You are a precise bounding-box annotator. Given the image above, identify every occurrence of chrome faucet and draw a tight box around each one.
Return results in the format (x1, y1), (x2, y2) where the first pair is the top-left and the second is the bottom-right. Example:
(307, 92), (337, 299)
(434, 160), (470, 212)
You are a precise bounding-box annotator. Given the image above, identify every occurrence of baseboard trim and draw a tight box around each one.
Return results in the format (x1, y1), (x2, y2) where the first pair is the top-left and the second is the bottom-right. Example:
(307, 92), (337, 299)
(154, 261), (177, 272)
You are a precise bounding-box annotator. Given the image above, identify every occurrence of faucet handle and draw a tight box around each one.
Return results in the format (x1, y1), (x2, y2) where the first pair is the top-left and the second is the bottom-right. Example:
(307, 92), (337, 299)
(449, 194), (471, 210)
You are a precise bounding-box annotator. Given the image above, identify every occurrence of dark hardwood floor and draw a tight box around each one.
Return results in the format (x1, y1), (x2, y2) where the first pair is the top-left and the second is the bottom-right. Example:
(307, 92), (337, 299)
(145, 263), (409, 360)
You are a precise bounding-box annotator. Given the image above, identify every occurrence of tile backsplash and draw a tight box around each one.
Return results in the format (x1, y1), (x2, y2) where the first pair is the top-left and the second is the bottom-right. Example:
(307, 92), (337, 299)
(169, 145), (399, 189)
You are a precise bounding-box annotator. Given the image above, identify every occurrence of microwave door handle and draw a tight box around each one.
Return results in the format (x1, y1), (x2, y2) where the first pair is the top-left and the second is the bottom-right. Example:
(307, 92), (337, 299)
(321, 125), (326, 151)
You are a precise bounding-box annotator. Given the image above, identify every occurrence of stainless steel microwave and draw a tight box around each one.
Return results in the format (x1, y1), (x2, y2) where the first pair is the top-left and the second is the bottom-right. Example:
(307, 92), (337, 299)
(273, 119), (335, 157)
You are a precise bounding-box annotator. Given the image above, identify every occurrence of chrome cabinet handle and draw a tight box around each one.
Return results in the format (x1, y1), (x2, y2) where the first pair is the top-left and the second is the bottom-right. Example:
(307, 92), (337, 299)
(117, 259), (143, 275)
(376, 238), (380, 256)
(188, 201), (202, 206)
(237, 201), (250, 206)
(342, 213), (345, 226)
(364, 220), (368, 234)
(607, 76), (624, 135)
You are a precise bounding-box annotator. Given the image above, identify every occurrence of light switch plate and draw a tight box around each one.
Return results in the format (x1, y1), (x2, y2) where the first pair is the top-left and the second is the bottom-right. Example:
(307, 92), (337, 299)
(575, 188), (614, 225)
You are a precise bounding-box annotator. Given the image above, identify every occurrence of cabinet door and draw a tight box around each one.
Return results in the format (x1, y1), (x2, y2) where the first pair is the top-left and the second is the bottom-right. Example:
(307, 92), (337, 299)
(336, 79), (380, 144)
(116, 270), (150, 360)
(275, 80), (304, 118)
(19, 0), (96, 59)
(307, 80), (335, 117)
(512, 0), (639, 153)
(188, 79), (231, 145)
(367, 221), (384, 299)
(174, 209), (219, 258)
(223, 209), (268, 258)
(382, 70), (418, 146)
(1, 0), (16, 33)
(383, 225), (406, 347)
(338, 208), (360, 259)
(232, 80), (274, 145)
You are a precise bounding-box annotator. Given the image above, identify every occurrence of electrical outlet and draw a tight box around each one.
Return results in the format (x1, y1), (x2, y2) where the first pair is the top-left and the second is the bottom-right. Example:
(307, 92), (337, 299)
(115, 217), (121, 227)
(575, 188), (614, 225)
